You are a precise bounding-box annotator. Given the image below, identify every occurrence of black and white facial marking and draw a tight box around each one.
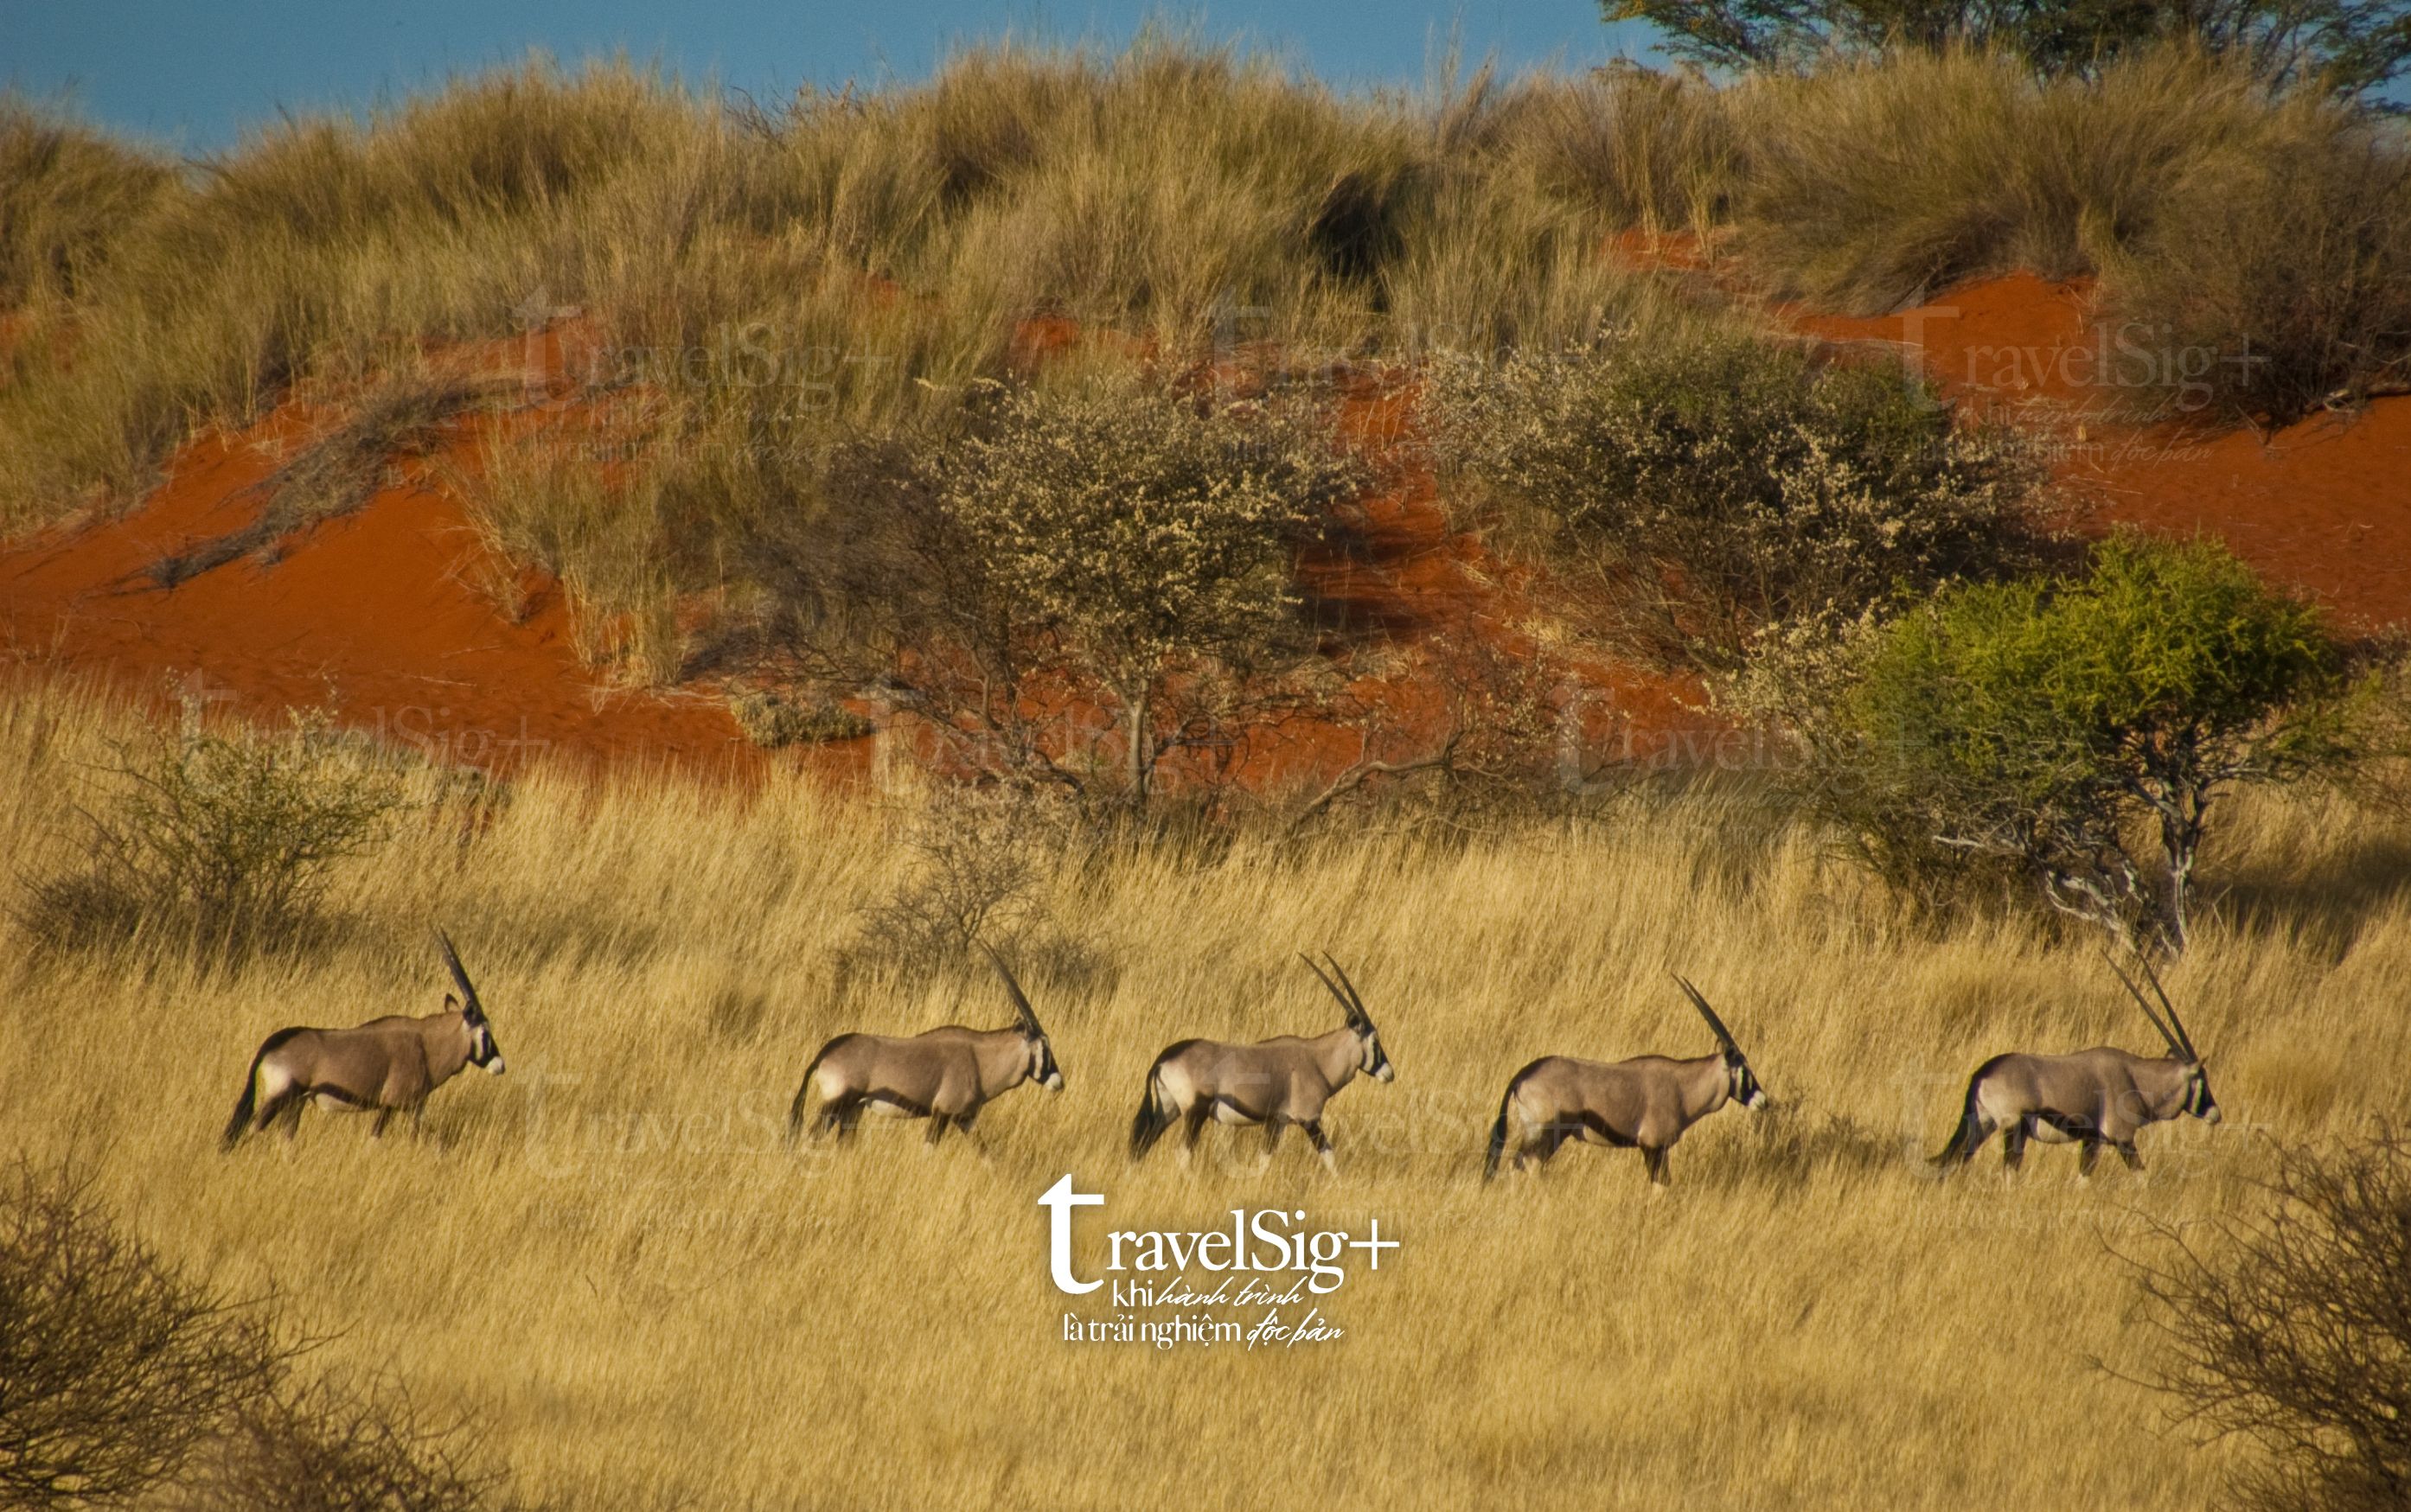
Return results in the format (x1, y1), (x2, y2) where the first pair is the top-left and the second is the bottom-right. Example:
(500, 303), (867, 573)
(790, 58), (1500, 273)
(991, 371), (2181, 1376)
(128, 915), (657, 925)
(1359, 1025), (1394, 1083)
(464, 1005), (506, 1075)
(2182, 1062), (2219, 1122)
(1030, 1032), (1064, 1092)
(1727, 1049), (1768, 1111)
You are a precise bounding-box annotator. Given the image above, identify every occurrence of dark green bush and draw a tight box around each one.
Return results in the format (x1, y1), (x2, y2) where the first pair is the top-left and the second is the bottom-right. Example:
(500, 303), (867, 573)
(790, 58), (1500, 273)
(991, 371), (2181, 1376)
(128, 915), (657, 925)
(1746, 533), (2350, 948)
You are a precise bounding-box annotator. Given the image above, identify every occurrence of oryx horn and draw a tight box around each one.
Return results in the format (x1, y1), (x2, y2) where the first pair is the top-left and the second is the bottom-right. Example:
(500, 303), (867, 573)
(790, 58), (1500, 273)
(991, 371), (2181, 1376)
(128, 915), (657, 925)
(1671, 973), (1736, 1053)
(982, 942), (1045, 1037)
(1301, 953), (1366, 1027)
(434, 927), (487, 1020)
(2102, 950), (2190, 1060)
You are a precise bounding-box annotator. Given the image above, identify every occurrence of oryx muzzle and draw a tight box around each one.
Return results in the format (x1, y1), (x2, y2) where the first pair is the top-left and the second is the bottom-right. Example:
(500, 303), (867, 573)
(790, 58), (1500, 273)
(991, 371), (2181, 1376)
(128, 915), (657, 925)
(1127, 954), (1393, 1176)
(221, 928), (507, 1152)
(786, 946), (1062, 1151)
(1483, 973), (1768, 1186)
(1930, 953), (2220, 1177)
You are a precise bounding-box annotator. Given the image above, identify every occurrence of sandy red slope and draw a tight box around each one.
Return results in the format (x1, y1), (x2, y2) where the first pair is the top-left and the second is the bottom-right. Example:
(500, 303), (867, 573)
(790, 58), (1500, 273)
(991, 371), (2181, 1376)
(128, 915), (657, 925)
(1, 403), (758, 775)
(1793, 271), (2411, 630)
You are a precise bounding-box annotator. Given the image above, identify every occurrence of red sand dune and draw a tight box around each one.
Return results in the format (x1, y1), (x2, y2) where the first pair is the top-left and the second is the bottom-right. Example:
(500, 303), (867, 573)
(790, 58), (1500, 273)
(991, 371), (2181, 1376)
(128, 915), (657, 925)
(3, 274), (2403, 784)
(0, 400), (758, 775)
(1792, 271), (2411, 630)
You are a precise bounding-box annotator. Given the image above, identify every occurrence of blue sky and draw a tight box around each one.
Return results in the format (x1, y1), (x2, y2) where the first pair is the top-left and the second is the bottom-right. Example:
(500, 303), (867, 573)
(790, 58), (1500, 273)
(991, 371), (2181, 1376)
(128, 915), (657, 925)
(1, 2), (1665, 150)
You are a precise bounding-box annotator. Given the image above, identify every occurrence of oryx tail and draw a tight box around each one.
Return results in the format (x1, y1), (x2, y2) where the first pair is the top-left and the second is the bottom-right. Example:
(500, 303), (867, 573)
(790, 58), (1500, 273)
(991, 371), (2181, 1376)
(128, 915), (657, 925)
(1482, 1077), (1519, 1182)
(1929, 1054), (2009, 1167)
(1129, 1042), (1196, 1159)
(787, 1036), (852, 1141)
(221, 1028), (304, 1152)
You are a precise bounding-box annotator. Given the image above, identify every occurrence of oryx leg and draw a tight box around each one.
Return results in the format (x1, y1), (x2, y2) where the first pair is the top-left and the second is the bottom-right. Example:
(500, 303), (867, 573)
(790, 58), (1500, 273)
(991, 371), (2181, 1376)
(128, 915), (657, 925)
(1177, 1103), (1212, 1168)
(2077, 1139), (2101, 1180)
(1256, 1115), (1289, 1172)
(954, 1108), (996, 1165)
(1642, 1146), (1670, 1189)
(924, 1113), (952, 1149)
(1518, 1121), (1571, 1175)
(2001, 1120), (2028, 1173)
(1302, 1120), (1337, 1177)
(370, 1108), (395, 1139)
(273, 1092), (307, 1141)
(829, 1097), (866, 1143)
(2115, 1139), (2145, 1173)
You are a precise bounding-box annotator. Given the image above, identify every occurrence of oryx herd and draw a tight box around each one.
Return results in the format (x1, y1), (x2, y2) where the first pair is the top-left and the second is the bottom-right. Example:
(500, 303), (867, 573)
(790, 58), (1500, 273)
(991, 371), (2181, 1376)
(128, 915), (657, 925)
(222, 934), (2221, 1186)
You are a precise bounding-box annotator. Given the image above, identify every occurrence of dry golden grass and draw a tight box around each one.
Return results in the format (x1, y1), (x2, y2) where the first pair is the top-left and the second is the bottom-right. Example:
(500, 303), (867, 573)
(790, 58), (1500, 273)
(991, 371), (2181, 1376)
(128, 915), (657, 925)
(4, 676), (2406, 1508)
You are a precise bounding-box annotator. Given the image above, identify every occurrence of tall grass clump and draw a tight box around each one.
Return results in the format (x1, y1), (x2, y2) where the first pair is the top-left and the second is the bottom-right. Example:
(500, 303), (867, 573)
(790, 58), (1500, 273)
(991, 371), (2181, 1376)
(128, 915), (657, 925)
(0, 97), (174, 309)
(1728, 45), (2411, 420)
(0, 59), (704, 532)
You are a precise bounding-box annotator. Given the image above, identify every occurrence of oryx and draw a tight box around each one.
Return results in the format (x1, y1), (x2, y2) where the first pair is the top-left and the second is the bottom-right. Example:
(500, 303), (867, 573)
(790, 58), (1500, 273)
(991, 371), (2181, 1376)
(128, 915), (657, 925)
(1483, 974), (1768, 1186)
(786, 947), (1062, 1150)
(1127, 954), (1394, 1174)
(221, 929), (506, 1151)
(1930, 954), (2220, 1177)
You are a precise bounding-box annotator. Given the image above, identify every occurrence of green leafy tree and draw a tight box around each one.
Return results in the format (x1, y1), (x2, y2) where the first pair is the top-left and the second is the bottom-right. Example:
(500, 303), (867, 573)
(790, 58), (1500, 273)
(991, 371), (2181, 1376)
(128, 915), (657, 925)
(1755, 535), (2348, 951)
(1604, 0), (2411, 97)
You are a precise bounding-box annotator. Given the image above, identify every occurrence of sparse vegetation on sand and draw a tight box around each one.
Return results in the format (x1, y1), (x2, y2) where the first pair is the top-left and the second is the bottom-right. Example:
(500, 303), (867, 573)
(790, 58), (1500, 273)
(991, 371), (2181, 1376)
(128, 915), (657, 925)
(3, 674), (2408, 1507)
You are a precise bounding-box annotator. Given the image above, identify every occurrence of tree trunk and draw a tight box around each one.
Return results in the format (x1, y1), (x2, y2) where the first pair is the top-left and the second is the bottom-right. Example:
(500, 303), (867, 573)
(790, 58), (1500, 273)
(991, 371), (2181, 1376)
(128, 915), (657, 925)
(2155, 788), (2208, 956)
(1122, 683), (1151, 813)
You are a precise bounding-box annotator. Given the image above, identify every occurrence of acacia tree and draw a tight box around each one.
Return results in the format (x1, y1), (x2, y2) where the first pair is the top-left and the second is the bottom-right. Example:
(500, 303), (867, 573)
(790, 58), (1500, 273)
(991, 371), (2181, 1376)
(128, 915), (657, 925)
(1754, 534), (2349, 952)
(748, 375), (1366, 813)
(1604, 0), (2411, 96)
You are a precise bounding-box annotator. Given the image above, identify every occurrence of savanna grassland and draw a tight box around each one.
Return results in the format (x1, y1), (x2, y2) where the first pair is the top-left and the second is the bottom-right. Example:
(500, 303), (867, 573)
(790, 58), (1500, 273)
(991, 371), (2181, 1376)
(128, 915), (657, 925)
(4, 676), (2407, 1509)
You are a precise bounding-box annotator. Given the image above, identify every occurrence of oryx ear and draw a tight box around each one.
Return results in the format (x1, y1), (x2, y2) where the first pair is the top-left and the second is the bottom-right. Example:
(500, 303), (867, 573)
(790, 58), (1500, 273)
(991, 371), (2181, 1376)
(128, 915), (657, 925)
(444, 992), (461, 1012)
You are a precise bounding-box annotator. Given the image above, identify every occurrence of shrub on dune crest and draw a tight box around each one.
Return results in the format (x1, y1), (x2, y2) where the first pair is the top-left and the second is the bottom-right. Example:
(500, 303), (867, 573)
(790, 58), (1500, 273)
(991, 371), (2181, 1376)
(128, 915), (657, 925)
(1429, 330), (2047, 668)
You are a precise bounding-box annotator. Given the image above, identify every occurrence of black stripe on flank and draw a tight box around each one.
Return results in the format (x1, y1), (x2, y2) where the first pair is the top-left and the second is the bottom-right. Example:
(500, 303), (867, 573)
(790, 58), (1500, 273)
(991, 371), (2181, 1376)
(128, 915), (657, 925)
(2033, 1109), (2099, 1139)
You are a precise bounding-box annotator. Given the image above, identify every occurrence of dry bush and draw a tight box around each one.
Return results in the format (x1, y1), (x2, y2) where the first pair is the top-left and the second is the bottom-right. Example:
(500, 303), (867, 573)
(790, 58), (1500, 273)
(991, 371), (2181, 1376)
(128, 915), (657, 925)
(844, 788), (1064, 984)
(747, 373), (1366, 811)
(726, 690), (871, 750)
(17, 710), (403, 960)
(172, 1381), (518, 1512)
(0, 1161), (292, 1509)
(2122, 1127), (2411, 1511)
(1428, 330), (2046, 667)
